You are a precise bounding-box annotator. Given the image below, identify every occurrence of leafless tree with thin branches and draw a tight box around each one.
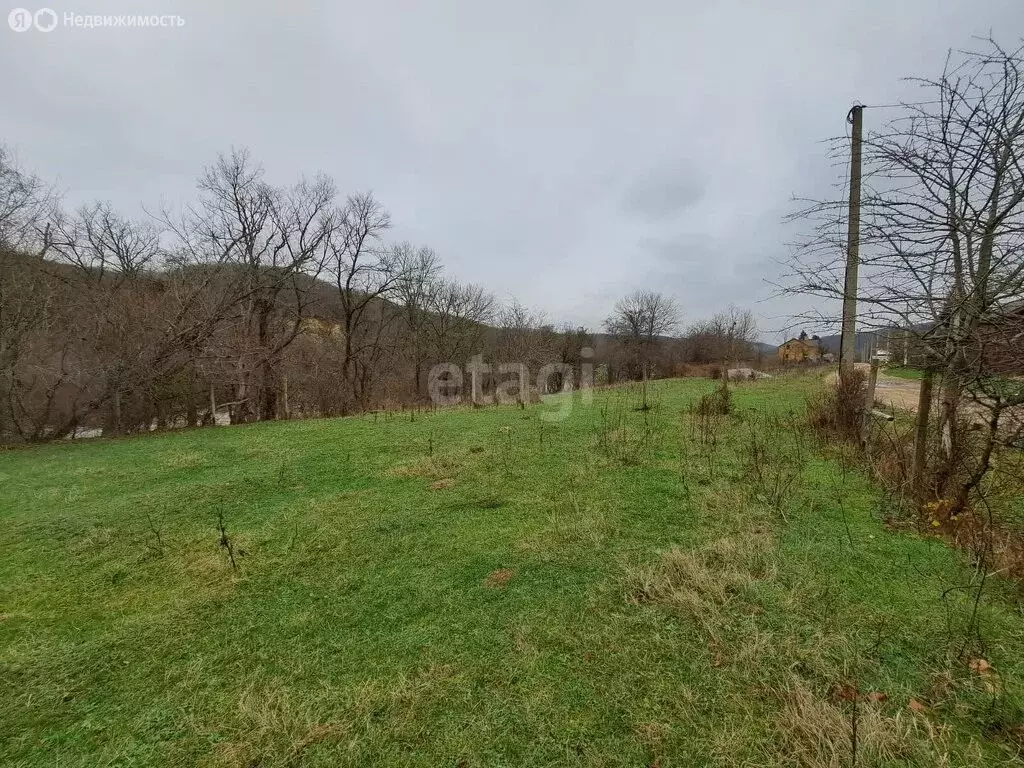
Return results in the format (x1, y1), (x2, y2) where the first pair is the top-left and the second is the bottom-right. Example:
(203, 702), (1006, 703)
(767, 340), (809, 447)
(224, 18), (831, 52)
(391, 242), (443, 398)
(785, 38), (1024, 511)
(180, 149), (336, 422)
(604, 290), (680, 409)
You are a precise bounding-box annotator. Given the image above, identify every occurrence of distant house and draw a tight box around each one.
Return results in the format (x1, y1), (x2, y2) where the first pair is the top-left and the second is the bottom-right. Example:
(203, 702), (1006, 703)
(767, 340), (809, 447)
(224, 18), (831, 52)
(778, 332), (823, 364)
(979, 299), (1024, 375)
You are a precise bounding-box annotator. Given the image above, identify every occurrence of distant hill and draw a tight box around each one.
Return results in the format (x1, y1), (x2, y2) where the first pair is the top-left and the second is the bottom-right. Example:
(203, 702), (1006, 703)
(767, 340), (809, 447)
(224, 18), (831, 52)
(815, 331), (881, 361)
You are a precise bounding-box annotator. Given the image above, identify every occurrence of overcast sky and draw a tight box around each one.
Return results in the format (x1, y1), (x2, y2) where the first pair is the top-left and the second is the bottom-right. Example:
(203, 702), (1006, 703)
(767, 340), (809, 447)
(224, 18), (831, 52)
(4, 1), (1023, 341)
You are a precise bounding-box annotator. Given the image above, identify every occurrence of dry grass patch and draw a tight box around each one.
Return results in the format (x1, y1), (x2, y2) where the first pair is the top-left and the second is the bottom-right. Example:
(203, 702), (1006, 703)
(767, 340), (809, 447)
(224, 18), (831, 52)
(198, 681), (347, 768)
(483, 568), (515, 588)
(773, 679), (970, 767)
(163, 451), (207, 470)
(97, 545), (243, 617)
(346, 663), (460, 740)
(516, 512), (611, 554)
(69, 525), (115, 553)
(390, 452), (464, 481)
(198, 665), (461, 767)
(634, 720), (672, 755)
(631, 531), (777, 629)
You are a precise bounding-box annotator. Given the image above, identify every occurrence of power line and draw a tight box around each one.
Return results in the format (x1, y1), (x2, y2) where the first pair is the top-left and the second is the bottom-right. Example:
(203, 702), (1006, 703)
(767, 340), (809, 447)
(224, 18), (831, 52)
(861, 100), (945, 110)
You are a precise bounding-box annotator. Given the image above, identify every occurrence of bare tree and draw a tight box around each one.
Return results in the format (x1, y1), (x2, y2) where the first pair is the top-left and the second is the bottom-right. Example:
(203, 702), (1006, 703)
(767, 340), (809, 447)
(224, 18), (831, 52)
(686, 305), (758, 364)
(0, 144), (54, 253)
(323, 192), (398, 413)
(786, 38), (1024, 510)
(183, 149), (335, 422)
(496, 301), (558, 368)
(424, 279), (496, 366)
(391, 242), (443, 397)
(0, 182), (249, 441)
(4, 145), (699, 441)
(45, 204), (164, 433)
(0, 147), (56, 441)
(604, 290), (680, 409)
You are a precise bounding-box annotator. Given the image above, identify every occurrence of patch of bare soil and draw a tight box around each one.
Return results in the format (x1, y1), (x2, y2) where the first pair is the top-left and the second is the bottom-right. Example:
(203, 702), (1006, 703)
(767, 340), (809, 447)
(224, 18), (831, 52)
(483, 568), (515, 588)
(873, 375), (922, 411)
(825, 364), (920, 411)
(825, 368), (1024, 433)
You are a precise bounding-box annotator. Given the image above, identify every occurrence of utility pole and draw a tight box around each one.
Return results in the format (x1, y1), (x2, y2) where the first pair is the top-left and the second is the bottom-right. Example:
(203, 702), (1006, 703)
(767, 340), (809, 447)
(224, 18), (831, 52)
(839, 104), (864, 374)
(912, 370), (934, 497)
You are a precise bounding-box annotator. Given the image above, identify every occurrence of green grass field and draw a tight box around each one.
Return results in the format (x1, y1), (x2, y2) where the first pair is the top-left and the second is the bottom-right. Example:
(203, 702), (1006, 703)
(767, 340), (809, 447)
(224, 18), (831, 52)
(2, 375), (1023, 766)
(882, 366), (926, 381)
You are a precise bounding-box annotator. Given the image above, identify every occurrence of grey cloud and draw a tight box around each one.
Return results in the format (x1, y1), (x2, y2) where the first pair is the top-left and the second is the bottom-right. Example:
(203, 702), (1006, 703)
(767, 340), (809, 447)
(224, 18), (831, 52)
(622, 171), (705, 219)
(3, 0), (1024, 342)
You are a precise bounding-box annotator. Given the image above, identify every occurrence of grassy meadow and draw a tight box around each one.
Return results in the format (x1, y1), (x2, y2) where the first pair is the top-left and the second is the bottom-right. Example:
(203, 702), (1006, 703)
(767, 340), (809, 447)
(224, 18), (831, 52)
(2, 374), (1023, 766)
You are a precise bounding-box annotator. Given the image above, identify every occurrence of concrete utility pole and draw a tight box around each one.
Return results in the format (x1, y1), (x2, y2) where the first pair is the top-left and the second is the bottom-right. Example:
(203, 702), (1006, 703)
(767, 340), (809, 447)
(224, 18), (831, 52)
(912, 370), (934, 497)
(839, 105), (864, 373)
(860, 357), (879, 446)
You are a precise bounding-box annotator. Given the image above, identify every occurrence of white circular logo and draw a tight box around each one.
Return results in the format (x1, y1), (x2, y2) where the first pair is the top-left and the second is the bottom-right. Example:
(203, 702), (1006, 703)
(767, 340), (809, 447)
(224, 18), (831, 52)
(8, 8), (33, 31)
(34, 8), (58, 32)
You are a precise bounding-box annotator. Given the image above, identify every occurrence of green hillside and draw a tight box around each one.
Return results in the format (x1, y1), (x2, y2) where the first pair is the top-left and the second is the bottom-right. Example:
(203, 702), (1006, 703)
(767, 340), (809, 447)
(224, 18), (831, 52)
(2, 375), (1022, 766)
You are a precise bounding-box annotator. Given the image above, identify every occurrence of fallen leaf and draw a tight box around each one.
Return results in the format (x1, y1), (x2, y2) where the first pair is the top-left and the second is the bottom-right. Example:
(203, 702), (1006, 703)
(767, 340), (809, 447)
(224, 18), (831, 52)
(909, 698), (928, 714)
(831, 682), (859, 703)
(969, 658), (994, 676)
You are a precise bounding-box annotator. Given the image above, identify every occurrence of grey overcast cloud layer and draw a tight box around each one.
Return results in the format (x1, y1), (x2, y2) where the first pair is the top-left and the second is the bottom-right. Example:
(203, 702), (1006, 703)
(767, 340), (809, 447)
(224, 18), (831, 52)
(3, 1), (1023, 341)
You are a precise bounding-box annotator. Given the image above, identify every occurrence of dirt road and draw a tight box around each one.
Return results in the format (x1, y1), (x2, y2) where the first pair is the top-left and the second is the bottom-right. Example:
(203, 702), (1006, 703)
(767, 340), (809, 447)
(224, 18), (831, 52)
(826, 364), (921, 412)
(873, 374), (922, 411)
(828, 366), (1023, 437)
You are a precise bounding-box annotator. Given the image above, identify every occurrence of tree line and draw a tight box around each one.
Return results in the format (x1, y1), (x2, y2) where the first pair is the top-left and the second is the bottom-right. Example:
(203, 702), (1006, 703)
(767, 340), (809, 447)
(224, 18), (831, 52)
(0, 146), (759, 444)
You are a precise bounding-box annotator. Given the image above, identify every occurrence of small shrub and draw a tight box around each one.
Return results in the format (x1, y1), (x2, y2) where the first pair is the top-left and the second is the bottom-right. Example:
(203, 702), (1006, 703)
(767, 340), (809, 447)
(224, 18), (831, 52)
(596, 396), (664, 466)
(808, 370), (866, 443)
(696, 381), (732, 417)
(743, 412), (806, 511)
